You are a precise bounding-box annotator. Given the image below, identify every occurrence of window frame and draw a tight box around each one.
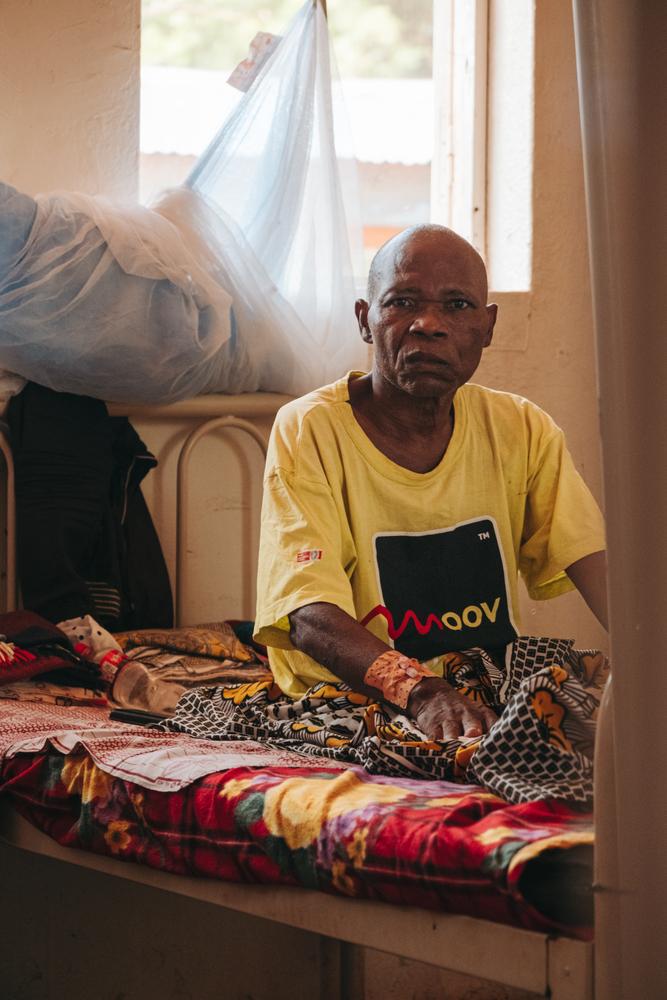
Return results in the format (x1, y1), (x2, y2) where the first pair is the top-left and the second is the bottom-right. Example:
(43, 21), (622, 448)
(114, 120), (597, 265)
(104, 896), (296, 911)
(431, 0), (534, 348)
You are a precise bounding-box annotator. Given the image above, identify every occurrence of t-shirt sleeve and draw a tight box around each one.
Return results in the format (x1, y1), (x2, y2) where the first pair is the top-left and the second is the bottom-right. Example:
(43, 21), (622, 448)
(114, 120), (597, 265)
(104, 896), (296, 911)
(519, 425), (606, 600)
(254, 466), (357, 650)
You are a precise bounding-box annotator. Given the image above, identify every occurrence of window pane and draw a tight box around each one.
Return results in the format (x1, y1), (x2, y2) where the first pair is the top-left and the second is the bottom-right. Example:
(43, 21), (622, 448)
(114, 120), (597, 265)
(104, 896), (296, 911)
(486, 0), (534, 291)
(328, 1), (433, 267)
(140, 0), (433, 267)
(140, 1), (304, 203)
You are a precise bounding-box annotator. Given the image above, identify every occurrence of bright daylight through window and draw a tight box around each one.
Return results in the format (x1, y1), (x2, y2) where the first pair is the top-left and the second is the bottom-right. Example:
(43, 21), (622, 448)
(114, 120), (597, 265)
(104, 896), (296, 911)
(140, 0), (433, 273)
(140, 0), (533, 290)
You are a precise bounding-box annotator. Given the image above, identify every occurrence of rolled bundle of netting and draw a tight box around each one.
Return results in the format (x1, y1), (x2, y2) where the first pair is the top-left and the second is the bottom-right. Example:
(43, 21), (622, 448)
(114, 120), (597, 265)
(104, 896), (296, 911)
(0, 0), (365, 405)
(0, 181), (236, 403)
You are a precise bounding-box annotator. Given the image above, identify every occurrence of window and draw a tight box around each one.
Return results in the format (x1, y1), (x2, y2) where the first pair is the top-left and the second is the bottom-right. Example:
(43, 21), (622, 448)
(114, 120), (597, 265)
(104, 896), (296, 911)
(328, 0), (434, 269)
(432, 0), (534, 293)
(140, 0), (534, 291)
(140, 0), (433, 272)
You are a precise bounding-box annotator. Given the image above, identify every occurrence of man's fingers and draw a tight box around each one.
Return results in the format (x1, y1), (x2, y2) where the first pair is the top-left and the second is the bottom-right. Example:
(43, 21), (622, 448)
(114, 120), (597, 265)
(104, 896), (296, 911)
(415, 714), (444, 741)
(462, 704), (498, 738)
(480, 707), (498, 732)
(437, 716), (462, 741)
(413, 691), (499, 742)
(462, 718), (483, 738)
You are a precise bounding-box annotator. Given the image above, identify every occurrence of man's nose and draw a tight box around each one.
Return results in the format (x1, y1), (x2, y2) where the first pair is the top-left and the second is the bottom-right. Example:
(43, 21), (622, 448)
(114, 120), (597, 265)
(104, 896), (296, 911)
(409, 302), (448, 336)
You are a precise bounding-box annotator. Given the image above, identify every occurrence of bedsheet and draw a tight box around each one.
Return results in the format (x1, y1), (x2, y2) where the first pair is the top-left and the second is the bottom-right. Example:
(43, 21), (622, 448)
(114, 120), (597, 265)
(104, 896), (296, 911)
(0, 701), (342, 790)
(0, 742), (593, 940)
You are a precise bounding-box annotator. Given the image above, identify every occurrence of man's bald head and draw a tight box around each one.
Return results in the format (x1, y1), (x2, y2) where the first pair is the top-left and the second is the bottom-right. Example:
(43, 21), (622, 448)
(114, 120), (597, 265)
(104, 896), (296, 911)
(354, 222), (497, 400)
(366, 224), (489, 304)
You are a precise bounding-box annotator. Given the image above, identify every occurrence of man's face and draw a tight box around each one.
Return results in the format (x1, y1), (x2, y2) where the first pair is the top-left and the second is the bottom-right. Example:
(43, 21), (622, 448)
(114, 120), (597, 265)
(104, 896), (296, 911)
(355, 231), (497, 398)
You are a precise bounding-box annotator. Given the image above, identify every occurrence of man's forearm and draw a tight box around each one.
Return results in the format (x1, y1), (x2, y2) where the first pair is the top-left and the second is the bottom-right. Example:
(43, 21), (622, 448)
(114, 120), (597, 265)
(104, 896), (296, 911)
(288, 601), (390, 700)
(566, 549), (609, 630)
(288, 601), (498, 738)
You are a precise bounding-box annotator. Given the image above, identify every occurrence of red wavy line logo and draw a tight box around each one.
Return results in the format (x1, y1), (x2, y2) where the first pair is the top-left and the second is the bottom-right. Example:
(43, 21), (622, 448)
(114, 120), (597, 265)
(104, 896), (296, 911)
(359, 604), (444, 640)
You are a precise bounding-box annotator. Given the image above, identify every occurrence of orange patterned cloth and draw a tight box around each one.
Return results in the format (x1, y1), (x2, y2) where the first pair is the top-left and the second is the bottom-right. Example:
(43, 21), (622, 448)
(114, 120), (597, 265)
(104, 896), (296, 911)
(364, 649), (433, 708)
(114, 623), (254, 663)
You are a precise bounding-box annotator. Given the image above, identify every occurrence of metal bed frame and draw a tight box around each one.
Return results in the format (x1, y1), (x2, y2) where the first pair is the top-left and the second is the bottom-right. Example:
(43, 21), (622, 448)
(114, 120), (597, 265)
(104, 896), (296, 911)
(0, 798), (593, 999)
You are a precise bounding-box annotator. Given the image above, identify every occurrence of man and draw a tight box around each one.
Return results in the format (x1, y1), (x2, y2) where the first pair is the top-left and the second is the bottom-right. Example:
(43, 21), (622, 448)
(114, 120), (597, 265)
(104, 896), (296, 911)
(254, 225), (607, 742)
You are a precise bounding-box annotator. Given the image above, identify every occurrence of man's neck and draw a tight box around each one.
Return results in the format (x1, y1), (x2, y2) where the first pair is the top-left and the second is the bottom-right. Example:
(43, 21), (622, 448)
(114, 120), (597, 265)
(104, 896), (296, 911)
(348, 372), (456, 473)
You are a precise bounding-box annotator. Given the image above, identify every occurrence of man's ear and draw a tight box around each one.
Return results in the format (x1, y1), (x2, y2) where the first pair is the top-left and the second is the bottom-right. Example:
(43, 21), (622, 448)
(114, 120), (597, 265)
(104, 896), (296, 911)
(355, 299), (373, 343)
(483, 303), (498, 348)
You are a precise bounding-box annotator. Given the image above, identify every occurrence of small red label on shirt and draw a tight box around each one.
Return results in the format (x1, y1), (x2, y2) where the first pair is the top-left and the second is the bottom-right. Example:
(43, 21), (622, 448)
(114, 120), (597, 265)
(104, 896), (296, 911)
(296, 548), (323, 564)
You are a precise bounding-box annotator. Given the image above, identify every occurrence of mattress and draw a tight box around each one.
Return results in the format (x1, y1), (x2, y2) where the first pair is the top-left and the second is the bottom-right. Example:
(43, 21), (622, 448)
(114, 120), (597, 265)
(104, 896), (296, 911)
(0, 702), (593, 940)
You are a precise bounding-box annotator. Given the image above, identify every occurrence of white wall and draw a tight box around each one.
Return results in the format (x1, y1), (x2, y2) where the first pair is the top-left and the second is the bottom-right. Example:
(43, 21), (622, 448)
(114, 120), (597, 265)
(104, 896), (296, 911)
(0, 0), (140, 198)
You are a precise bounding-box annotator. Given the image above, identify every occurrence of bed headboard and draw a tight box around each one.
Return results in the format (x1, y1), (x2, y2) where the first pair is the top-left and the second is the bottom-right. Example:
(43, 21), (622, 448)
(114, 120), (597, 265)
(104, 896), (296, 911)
(109, 394), (291, 626)
(0, 393), (291, 625)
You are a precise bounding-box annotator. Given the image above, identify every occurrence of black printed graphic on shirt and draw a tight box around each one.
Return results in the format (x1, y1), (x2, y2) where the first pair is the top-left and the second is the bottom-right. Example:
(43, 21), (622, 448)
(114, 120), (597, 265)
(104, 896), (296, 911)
(362, 518), (517, 660)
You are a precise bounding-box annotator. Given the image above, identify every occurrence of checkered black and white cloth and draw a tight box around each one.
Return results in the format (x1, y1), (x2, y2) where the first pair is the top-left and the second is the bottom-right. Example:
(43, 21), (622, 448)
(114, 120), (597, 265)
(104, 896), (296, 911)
(160, 636), (609, 805)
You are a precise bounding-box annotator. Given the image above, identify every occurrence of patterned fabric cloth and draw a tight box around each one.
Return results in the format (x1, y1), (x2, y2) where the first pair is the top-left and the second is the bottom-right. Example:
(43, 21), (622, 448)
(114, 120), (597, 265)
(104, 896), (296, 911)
(161, 636), (609, 805)
(115, 623), (254, 663)
(0, 610), (85, 685)
(0, 679), (107, 708)
(110, 622), (271, 716)
(0, 749), (593, 938)
(0, 702), (339, 791)
(119, 646), (270, 687)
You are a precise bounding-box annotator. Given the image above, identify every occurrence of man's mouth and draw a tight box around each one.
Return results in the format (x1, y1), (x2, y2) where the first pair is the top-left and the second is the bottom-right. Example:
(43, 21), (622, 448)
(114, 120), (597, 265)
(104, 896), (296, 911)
(404, 351), (451, 368)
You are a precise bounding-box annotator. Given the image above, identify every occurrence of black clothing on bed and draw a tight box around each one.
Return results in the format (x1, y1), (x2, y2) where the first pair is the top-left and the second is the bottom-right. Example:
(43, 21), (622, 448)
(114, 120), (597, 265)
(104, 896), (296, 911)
(7, 382), (173, 631)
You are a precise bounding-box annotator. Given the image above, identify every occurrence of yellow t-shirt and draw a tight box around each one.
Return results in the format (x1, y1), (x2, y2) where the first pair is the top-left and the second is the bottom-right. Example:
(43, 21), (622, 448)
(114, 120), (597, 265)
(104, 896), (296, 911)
(254, 374), (605, 697)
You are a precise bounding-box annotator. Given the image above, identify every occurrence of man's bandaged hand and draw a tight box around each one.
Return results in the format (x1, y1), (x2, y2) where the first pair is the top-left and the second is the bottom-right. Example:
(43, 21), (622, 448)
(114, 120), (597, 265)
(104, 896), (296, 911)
(363, 649), (433, 708)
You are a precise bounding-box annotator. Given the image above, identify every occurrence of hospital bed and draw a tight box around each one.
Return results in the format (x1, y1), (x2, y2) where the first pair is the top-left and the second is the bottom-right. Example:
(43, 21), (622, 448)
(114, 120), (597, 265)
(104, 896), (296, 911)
(0, 393), (599, 999)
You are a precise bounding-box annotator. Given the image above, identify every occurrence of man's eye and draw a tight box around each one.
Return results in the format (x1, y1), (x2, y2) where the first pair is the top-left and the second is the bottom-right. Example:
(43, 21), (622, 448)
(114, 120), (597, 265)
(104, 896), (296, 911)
(450, 298), (471, 310)
(388, 297), (416, 308)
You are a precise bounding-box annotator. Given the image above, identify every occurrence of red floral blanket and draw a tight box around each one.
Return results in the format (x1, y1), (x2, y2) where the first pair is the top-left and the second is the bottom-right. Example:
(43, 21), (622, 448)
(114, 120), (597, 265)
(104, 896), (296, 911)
(0, 745), (593, 939)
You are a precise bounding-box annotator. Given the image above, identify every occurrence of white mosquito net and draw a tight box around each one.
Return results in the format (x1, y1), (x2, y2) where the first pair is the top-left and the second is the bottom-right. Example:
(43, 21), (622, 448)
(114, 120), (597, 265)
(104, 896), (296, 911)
(0, 0), (366, 404)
